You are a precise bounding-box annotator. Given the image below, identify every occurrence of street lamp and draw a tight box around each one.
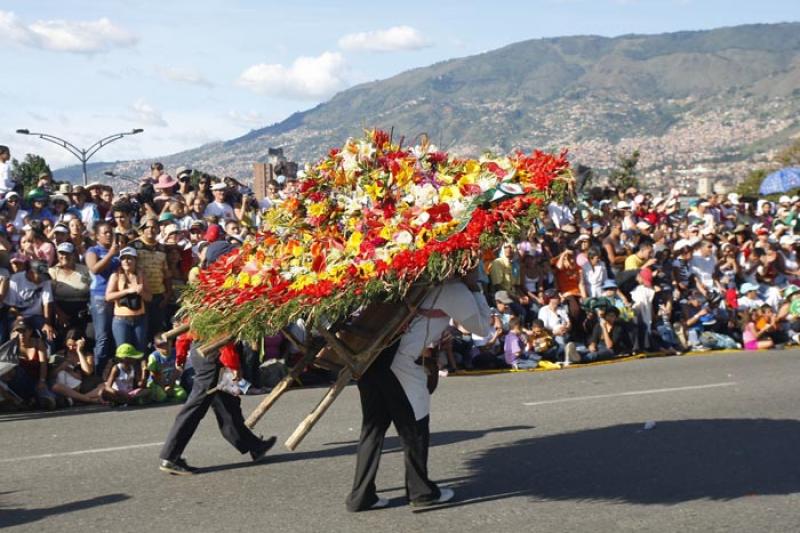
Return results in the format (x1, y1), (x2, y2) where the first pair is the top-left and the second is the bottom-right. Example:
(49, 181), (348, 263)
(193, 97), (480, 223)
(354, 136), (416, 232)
(15, 128), (144, 186)
(104, 171), (140, 188)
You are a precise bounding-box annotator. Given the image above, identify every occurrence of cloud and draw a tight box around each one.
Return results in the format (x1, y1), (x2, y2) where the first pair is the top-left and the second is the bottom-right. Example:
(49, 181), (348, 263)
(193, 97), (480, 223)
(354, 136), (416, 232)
(338, 25), (431, 52)
(228, 110), (269, 127)
(131, 99), (167, 127)
(157, 66), (214, 88)
(237, 51), (347, 100)
(0, 10), (137, 54)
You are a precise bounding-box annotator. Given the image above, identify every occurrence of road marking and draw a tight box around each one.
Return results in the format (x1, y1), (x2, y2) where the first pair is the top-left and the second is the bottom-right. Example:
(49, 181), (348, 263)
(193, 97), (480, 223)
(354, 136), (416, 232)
(522, 382), (737, 406)
(0, 441), (163, 463)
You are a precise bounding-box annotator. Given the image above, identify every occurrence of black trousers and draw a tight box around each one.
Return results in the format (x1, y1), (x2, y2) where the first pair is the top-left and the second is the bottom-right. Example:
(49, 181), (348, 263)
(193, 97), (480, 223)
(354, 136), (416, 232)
(345, 342), (439, 511)
(159, 347), (261, 462)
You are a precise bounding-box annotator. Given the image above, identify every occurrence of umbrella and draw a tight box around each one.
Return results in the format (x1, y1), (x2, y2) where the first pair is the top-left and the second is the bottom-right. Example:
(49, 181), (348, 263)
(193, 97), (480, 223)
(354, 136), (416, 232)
(0, 338), (19, 379)
(759, 167), (800, 195)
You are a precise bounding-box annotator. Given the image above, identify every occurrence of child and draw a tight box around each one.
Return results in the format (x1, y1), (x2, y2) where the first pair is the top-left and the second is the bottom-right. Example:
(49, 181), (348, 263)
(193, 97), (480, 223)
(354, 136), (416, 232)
(525, 319), (557, 362)
(503, 317), (539, 369)
(145, 334), (186, 402)
(105, 343), (149, 404)
(741, 309), (774, 350)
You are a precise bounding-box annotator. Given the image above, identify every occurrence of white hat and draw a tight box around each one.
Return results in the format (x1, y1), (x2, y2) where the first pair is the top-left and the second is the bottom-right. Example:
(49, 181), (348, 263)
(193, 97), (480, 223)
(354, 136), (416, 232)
(5, 191), (19, 199)
(86, 181), (103, 190)
(727, 192), (740, 205)
(780, 235), (798, 246)
(163, 223), (180, 236)
(701, 226), (716, 236)
(119, 246), (137, 258)
(53, 224), (69, 234)
(780, 195), (792, 204)
(50, 194), (70, 204)
(175, 166), (192, 178)
(616, 201), (630, 210)
(673, 239), (691, 252)
(575, 234), (590, 242)
(652, 197), (664, 206)
(56, 242), (75, 254)
(211, 182), (227, 191)
(636, 220), (651, 230)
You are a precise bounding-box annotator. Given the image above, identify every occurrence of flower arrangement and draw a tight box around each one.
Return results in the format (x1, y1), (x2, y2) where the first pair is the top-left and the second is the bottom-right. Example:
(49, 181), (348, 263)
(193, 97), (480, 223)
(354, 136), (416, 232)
(181, 130), (571, 342)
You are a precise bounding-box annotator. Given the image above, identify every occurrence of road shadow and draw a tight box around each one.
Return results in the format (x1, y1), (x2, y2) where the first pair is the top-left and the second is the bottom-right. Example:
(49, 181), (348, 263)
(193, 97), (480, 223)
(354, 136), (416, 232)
(0, 402), (180, 423)
(416, 418), (800, 511)
(200, 425), (534, 474)
(0, 493), (129, 528)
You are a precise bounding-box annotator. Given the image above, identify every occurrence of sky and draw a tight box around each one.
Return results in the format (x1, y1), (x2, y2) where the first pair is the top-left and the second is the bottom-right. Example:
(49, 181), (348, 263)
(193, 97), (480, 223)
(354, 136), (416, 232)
(0, 0), (798, 171)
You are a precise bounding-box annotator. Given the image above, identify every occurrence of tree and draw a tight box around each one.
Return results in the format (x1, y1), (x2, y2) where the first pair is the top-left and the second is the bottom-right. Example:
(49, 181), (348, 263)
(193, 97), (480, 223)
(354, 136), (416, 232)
(11, 153), (51, 196)
(736, 168), (767, 198)
(775, 138), (800, 167)
(608, 150), (640, 190)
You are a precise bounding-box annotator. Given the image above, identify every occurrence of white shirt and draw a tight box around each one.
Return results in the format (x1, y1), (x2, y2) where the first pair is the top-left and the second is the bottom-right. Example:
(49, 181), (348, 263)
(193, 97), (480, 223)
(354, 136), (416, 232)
(582, 262), (607, 298)
(690, 254), (716, 289)
(0, 161), (13, 195)
(391, 281), (493, 420)
(4, 271), (53, 318)
(547, 202), (574, 229)
(204, 201), (235, 220)
(538, 304), (569, 334)
(630, 285), (655, 329)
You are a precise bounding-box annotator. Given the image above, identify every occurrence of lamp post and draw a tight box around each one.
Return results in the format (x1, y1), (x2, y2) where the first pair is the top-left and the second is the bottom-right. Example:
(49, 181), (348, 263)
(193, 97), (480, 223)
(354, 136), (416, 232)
(103, 171), (140, 190)
(15, 128), (144, 186)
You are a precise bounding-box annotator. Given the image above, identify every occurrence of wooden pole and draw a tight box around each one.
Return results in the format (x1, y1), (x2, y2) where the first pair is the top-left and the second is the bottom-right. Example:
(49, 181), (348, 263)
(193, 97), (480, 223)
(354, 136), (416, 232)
(197, 334), (233, 358)
(284, 367), (353, 451)
(163, 323), (190, 340)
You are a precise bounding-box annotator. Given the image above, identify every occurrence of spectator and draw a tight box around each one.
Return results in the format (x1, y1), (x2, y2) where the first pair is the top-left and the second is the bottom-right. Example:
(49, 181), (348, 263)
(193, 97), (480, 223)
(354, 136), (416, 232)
(133, 216), (171, 342)
(204, 182), (235, 220)
(85, 221), (120, 375)
(106, 247), (150, 353)
(49, 242), (91, 334)
(585, 307), (632, 362)
(5, 259), (56, 348)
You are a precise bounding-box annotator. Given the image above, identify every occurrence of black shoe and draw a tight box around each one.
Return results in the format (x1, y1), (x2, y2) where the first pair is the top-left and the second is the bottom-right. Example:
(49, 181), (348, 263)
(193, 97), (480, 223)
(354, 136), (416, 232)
(250, 436), (277, 462)
(160, 458), (197, 475)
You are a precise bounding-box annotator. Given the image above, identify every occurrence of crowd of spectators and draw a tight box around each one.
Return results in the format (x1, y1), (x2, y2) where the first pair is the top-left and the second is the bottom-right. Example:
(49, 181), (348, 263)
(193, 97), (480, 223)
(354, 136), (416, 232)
(0, 146), (289, 410)
(433, 187), (800, 374)
(2, 139), (800, 410)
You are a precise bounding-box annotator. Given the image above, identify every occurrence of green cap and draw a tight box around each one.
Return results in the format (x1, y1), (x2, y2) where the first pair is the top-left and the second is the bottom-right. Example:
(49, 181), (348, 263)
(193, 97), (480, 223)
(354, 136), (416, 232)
(115, 343), (144, 359)
(784, 285), (800, 299)
(27, 188), (47, 201)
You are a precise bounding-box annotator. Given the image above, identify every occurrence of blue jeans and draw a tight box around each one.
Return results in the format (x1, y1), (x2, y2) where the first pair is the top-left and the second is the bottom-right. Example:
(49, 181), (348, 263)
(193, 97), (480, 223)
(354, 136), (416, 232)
(90, 294), (114, 376)
(584, 343), (615, 362)
(112, 315), (148, 353)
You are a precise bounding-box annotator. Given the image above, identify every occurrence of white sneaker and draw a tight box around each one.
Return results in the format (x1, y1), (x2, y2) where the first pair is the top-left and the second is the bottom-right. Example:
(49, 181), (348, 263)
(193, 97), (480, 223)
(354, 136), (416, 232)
(565, 342), (580, 363)
(410, 487), (455, 507)
(436, 488), (455, 504)
(370, 497), (389, 509)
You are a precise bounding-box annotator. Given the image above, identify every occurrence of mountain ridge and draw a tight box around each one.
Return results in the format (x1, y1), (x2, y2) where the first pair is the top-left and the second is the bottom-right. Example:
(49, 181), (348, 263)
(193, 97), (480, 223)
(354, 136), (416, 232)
(56, 22), (800, 191)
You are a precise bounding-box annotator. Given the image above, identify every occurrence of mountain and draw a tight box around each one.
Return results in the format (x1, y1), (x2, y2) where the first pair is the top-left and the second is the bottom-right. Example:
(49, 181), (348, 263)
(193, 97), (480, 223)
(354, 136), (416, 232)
(58, 22), (800, 191)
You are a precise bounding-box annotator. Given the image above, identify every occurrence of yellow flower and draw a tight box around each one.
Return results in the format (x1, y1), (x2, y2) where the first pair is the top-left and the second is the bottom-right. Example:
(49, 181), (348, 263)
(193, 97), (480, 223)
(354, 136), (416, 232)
(346, 231), (363, 254)
(379, 224), (395, 240)
(438, 185), (459, 203)
(290, 273), (317, 291)
(250, 273), (263, 286)
(415, 228), (432, 249)
(364, 182), (384, 201)
(357, 261), (375, 278)
(292, 244), (304, 258)
(236, 272), (251, 289)
(394, 162), (415, 187)
(308, 201), (327, 217)
(222, 276), (235, 289)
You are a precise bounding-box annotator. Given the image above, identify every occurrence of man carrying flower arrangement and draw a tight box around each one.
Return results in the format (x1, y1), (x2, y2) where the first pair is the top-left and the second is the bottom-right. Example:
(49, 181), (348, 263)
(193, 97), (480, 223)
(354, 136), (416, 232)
(345, 269), (493, 511)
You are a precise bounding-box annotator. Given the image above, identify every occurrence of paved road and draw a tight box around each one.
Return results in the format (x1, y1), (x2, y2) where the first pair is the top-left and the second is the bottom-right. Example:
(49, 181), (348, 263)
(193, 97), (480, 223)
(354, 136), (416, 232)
(2, 350), (800, 532)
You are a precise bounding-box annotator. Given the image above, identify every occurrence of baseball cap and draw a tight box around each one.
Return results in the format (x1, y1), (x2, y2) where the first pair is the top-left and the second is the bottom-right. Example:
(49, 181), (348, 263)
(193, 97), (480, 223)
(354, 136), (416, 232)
(494, 290), (513, 304)
(211, 183), (227, 191)
(119, 246), (137, 258)
(56, 242), (75, 254)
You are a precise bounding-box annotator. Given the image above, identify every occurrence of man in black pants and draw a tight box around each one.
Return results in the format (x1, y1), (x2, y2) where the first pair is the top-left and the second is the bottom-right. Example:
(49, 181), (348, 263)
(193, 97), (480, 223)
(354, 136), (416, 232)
(159, 345), (275, 475)
(346, 275), (493, 511)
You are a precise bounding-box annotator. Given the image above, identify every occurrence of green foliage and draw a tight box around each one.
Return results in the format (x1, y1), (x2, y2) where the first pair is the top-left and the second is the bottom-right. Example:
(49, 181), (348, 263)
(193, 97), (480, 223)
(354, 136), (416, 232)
(736, 168), (768, 197)
(11, 154), (50, 196)
(608, 150), (640, 190)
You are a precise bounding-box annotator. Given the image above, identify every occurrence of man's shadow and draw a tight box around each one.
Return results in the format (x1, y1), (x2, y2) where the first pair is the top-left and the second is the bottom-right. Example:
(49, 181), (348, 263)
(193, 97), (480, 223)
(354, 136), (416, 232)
(415, 418), (800, 511)
(200, 425), (533, 473)
(0, 493), (129, 528)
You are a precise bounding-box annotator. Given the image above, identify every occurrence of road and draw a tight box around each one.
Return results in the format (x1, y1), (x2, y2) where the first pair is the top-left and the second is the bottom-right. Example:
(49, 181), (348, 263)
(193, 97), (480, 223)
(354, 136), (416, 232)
(2, 350), (800, 532)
